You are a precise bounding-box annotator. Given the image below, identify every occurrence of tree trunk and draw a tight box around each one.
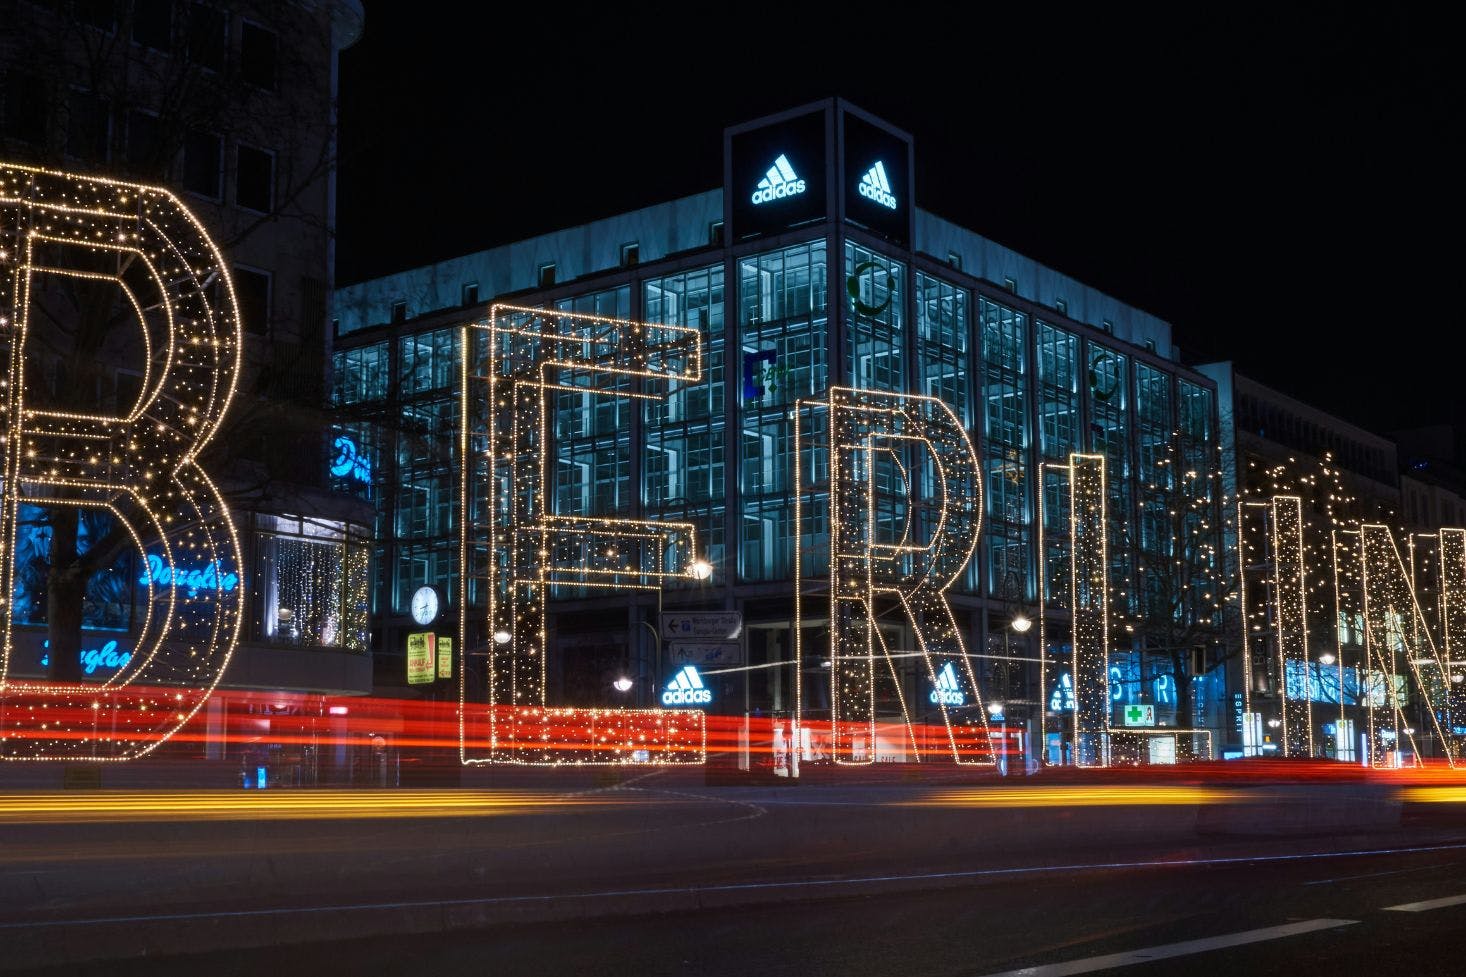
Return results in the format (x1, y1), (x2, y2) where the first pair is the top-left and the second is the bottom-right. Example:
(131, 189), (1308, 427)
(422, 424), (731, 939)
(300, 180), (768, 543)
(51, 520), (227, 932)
(1168, 646), (1199, 759)
(45, 508), (86, 684)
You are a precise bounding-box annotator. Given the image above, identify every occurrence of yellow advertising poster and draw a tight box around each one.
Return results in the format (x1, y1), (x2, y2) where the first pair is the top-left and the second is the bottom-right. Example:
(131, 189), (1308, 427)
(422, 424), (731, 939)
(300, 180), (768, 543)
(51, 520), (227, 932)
(406, 632), (435, 685)
(436, 635), (453, 680)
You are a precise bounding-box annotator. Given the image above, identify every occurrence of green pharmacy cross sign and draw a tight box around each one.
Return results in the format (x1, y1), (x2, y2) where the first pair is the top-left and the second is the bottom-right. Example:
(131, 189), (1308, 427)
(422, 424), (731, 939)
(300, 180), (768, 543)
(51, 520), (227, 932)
(1122, 704), (1156, 727)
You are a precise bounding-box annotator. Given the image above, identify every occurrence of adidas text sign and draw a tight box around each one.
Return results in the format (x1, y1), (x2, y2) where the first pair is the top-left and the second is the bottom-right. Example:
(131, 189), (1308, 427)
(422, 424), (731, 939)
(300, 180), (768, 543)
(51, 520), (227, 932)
(857, 160), (896, 210)
(752, 154), (807, 205)
(929, 661), (965, 706)
(662, 665), (712, 706)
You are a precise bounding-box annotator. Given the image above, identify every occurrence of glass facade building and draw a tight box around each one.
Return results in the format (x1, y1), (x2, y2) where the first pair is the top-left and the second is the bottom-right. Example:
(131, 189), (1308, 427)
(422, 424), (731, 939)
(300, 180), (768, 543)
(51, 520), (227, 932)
(331, 100), (1226, 762)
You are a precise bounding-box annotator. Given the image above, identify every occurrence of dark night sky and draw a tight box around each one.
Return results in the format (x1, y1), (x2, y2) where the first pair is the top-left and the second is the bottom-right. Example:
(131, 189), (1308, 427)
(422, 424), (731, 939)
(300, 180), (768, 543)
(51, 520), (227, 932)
(337, 7), (1463, 440)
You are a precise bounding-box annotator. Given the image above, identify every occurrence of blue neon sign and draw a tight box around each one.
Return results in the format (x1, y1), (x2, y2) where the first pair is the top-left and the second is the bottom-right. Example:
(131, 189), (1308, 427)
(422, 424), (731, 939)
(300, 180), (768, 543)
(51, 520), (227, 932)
(742, 349), (779, 401)
(1153, 674), (1176, 705)
(138, 554), (239, 594)
(1049, 672), (1076, 711)
(331, 435), (372, 484)
(40, 638), (133, 675)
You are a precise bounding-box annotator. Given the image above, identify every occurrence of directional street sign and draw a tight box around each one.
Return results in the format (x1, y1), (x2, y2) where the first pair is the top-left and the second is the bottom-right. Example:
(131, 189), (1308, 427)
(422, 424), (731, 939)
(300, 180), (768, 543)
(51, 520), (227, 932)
(661, 611), (742, 641)
(669, 641), (743, 667)
(1122, 704), (1156, 727)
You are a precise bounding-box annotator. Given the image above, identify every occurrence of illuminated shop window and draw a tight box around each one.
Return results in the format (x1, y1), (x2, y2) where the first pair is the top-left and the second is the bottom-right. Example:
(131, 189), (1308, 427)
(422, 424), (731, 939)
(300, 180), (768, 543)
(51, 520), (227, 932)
(10, 504), (136, 632)
(254, 514), (370, 651)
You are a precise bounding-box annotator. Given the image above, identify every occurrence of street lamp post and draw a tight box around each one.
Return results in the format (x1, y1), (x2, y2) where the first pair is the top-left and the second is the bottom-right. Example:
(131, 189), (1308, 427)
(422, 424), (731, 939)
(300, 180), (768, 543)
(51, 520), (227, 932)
(995, 612), (1032, 773)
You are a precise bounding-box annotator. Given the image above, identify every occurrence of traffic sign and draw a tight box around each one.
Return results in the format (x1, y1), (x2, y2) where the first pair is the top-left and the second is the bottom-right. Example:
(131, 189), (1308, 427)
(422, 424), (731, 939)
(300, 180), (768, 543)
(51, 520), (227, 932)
(1122, 704), (1155, 727)
(661, 611), (742, 640)
(669, 641), (743, 667)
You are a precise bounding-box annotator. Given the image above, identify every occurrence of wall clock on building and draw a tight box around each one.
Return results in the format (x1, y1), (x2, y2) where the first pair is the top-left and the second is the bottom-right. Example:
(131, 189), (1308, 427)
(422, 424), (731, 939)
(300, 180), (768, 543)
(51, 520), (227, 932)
(410, 585), (441, 627)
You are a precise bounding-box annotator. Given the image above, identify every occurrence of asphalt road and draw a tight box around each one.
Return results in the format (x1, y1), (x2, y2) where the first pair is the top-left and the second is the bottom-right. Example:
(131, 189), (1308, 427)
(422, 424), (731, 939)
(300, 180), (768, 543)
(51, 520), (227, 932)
(14, 841), (1466, 976)
(3, 773), (1465, 975)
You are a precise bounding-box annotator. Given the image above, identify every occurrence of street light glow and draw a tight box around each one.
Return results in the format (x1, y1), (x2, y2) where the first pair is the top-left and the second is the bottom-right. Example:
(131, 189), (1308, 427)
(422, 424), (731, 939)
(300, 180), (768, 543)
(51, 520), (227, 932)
(612, 677), (633, 693)
(492, 629), (512, 645)
(690, 559), (714, 581)
(1011, 614), (1032, 634)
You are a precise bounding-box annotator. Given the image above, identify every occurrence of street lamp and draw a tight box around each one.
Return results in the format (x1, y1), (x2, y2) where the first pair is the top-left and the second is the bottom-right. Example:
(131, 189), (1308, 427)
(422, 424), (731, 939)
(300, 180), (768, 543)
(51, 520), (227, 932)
(1318, 651), (1336, 666)
(690, 559), (713, 581)
(492, 628), (511, 645)
(612, 676), (633, 693)
(1011, 614), (1032, 634)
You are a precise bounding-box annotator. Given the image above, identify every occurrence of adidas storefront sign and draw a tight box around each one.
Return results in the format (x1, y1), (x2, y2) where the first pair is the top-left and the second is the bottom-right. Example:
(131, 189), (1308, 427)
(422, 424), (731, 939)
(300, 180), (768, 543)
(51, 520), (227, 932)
(662, 665), (712, 706)
(929, 661), (965, 707)
(752, 154), (806, 205)
(857, 160), (896, 210)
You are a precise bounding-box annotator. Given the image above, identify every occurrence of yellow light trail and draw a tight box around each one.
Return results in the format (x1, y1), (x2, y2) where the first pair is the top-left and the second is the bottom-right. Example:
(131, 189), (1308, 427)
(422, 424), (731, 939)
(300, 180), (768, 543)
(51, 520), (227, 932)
(0, 789), (646, 824)
(1398, 786), (1466, 804)
(901, 786), (1234, 808)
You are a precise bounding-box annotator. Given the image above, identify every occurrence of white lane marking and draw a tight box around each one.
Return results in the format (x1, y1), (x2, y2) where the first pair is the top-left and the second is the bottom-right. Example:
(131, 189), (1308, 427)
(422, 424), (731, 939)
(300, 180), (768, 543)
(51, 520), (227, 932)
(1383, 893), (1466, 912)
(979, 919), (1358, 977)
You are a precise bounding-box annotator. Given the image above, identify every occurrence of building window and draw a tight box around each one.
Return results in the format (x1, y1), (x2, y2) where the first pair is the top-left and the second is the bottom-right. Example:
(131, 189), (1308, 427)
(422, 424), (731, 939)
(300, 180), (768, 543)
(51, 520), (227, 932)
(65, 90), (109, 162)
(186, 3), (226, 71)
(1055, 298), (1068, 315)
(182, 129), (221, 198)
(234, 267), (270, 336)
(10, 503), (138, 634)
(1003, 276), (1017, 294)
(708, 221), (724, 246)
(253, 514), (370, 651)
(1, 71), (48, 145)
(235, 144), (273, 212)
(240, 21), (278, 90)
(131, 0), (172, 51)
(537, 263), (557, 288)
(390, 300), (407, 323)
(125, 109), (161, 173)
(461, 282), (479, 306)
(947, 251), (962, 269)
(620, 242), (639, 268)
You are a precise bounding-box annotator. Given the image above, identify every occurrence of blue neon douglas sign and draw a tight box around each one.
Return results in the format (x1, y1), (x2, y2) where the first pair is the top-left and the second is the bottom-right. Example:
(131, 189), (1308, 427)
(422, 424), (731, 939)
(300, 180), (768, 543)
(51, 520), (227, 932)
(331, 435), (371, 484)
(40, 638), (133, 675)
(138, 554), (239, 594)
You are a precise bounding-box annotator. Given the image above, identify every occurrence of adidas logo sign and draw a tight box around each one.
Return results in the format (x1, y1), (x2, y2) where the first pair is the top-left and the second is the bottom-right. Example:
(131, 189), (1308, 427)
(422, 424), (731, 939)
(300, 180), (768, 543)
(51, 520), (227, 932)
(661, 665), (712, 706)
(751, 154), (806, 205)
(857, 161), (896, 210)
(929, 661), (965, 707)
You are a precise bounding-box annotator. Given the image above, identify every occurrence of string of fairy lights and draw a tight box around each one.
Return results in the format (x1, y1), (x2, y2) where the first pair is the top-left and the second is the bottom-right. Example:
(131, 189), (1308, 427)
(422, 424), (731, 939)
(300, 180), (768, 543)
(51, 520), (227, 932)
(460, 304), (709, 765)
(800, 387), (990, 766)
(0, 162), (243, 761)
(1237, 454), (1464, 766)
(1038, 450), (1218, 766)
